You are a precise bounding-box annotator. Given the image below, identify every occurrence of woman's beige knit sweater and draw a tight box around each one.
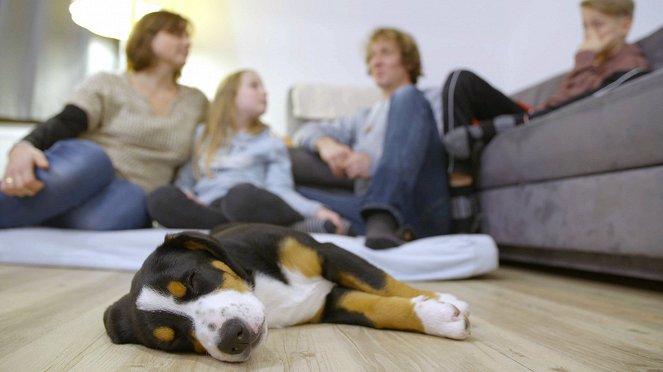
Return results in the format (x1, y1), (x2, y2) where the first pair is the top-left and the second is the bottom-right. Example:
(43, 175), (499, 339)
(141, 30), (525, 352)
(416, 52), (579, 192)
(69, 72), (208, 192)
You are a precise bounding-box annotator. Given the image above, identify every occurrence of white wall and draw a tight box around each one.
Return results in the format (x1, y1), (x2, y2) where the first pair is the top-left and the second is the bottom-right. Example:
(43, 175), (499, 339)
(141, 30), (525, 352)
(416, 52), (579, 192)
(2, 1), (661, 173)
(175, 0), (663, 135)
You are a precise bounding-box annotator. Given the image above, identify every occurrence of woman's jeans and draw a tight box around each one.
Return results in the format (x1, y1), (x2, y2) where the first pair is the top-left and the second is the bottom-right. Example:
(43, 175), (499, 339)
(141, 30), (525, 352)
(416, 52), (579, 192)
(298, 86), (451, 237)
(0, 139), (149, 230)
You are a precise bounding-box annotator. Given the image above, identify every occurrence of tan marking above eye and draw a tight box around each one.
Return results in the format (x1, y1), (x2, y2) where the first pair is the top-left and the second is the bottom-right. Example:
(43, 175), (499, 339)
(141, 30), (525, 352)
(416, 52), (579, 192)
(211, 260), (234, 274)
(184, 240), (207, 250)
(278, 237), (322, 278)
(167, 281), (187, 298)
(211, 260), (250, 292)
(153, 326), (175, 342)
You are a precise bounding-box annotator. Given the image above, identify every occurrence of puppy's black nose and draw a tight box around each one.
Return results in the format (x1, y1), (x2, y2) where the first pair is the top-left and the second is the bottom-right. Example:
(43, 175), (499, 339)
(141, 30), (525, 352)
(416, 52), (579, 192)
(217, 318), (250, 355)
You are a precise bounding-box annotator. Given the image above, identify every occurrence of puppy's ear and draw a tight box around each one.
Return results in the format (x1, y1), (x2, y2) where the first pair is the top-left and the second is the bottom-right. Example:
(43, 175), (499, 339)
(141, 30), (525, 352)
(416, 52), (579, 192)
(104, 294), (138, 344)
(163, 231), (220, 251)
(161, 231), (250, 281)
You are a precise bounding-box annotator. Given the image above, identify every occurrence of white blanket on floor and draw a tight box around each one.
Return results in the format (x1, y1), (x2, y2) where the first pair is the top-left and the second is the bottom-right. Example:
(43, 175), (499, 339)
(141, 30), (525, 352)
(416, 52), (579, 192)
(0, 228), (498, 281)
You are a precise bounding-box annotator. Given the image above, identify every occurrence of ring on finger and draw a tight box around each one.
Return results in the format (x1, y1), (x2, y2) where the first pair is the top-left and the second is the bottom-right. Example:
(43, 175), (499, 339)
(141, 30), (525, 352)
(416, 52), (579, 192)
(3, 177), (14, 185)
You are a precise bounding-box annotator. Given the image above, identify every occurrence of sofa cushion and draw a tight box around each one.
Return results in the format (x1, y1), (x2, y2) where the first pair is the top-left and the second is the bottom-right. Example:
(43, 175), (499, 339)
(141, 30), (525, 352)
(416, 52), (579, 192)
(480, 68), (663, 189)
(288, 147), (354, 191)
(637, 26), (663, 70)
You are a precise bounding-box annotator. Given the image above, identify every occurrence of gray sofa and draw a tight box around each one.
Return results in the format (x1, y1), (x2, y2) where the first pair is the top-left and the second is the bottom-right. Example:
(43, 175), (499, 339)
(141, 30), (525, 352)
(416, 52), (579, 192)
(480, 27), (663, 281)
(287, 26), (663, 281)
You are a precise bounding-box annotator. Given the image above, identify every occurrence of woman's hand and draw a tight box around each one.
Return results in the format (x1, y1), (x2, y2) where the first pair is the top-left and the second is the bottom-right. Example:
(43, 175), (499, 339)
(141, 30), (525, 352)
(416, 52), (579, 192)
(315, 206), (345, 234)
(1, 142), (49, 197)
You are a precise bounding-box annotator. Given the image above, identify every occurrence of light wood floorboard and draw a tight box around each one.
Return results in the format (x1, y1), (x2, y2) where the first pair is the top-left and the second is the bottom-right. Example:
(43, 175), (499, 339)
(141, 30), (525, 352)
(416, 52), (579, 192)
(1, 264), (662, 371)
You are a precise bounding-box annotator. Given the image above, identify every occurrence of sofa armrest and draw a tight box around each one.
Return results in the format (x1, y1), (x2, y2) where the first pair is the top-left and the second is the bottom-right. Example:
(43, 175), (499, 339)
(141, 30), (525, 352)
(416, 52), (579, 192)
(481, 68), (663, 189)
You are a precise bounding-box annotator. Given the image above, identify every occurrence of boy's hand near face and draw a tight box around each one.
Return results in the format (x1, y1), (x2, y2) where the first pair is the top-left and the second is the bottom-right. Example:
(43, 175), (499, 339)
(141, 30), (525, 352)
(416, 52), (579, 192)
(579, 28), (617, 56)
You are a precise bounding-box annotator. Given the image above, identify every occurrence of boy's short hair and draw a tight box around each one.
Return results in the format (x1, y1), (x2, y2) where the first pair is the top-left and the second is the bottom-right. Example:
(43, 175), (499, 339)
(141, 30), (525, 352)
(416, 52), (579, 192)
(365, 27), (423, 84)
(580, 0), (634, 17)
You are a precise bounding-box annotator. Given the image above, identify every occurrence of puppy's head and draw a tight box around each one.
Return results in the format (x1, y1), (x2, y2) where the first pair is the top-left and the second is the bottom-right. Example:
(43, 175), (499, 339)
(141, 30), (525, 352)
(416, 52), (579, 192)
(104, 231), (267, 363)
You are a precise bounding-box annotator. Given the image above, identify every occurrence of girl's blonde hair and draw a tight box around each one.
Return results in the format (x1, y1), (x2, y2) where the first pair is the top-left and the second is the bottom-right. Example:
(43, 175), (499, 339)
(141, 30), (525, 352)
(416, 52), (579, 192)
(580, 0), (634, 16)
(195, 70), (267, 178)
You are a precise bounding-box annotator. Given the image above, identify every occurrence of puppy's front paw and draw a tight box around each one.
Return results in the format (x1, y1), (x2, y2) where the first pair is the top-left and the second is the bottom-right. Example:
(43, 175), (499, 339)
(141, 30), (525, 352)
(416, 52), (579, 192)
(436, 292), (470, 317)
(412, 296), (471, 340)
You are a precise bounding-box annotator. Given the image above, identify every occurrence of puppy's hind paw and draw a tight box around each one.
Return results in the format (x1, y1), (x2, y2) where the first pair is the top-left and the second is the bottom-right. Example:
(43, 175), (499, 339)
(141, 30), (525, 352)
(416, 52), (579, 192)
(412, 297), (471, 340)
(443, 315), (471, 340)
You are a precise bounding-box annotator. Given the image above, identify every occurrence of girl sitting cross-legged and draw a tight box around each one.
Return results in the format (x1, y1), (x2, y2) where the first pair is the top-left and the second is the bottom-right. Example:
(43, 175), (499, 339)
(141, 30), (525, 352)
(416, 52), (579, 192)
(148, 70), (352, 235)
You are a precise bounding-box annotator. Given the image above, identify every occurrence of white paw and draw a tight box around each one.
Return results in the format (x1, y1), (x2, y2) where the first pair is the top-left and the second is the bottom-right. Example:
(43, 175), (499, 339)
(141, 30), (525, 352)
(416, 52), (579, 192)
(436, 292), (470, 316)
(412, 296), (471, 340)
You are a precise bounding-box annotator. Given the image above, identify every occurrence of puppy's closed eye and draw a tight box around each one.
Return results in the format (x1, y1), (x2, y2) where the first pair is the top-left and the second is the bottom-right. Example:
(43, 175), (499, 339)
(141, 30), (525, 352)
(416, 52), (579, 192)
(181, 268), (223, 297)
(185, 271), (201, 295)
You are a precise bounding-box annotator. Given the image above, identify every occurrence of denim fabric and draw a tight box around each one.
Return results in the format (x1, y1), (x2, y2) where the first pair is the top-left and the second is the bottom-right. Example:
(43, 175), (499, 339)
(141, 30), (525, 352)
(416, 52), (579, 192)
(0, 139), (149, 230)
(299, 86), (451, 237)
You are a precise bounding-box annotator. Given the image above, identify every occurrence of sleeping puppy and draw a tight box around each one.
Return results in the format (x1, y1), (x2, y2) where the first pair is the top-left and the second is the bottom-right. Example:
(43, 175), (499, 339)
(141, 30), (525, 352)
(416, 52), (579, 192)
(104, 223), (470, 363)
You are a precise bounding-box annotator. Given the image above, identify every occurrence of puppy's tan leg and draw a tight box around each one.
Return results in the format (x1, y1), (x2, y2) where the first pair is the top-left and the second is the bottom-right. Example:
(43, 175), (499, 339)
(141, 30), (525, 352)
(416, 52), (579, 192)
(336, 271), (469, 316)
(322, 288), (470, 340)
(313, 242), (469, 316)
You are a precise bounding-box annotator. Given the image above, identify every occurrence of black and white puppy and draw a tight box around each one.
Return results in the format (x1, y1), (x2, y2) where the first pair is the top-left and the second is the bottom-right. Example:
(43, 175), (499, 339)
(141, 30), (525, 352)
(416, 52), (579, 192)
(104, 224), (470, 363)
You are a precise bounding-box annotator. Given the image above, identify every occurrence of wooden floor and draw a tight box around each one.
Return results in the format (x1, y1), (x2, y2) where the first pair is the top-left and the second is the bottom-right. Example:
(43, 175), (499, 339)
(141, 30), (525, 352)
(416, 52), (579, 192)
(1, 263), (662, 371)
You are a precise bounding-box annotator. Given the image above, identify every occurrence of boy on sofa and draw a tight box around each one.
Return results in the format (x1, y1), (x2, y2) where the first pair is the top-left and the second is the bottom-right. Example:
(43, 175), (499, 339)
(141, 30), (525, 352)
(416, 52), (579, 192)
(442, 0), (649, 232)
(294, 28), (450, 249)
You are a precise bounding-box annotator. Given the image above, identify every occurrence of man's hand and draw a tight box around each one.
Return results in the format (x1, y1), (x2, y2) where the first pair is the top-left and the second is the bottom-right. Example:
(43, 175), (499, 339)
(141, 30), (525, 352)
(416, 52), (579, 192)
(316, 137), (352, 178)
(342, 152), (372, 180)
(1, 142), (49, 197)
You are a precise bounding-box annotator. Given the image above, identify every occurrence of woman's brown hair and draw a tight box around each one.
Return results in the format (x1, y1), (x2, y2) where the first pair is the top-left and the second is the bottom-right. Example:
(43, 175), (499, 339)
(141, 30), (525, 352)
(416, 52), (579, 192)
(125, 11), (191, 81)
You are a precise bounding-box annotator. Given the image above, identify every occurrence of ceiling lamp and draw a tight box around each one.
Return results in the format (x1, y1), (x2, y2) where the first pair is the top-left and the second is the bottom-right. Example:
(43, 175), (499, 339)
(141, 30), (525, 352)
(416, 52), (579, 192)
(69, 0), (161, 40)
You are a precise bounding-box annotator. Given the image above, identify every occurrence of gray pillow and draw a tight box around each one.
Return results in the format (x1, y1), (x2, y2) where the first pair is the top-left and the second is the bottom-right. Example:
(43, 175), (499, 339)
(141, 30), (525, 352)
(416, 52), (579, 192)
(288, 147), (354, 191)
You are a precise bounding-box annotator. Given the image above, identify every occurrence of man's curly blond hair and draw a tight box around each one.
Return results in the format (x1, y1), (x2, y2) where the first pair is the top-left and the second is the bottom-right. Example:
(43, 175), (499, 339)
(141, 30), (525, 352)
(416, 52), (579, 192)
(365, 27), (423, 84)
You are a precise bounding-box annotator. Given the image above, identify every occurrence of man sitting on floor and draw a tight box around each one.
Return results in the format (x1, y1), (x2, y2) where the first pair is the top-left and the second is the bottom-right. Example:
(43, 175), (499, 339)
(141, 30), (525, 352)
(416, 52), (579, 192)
(294, 27), (450, 249)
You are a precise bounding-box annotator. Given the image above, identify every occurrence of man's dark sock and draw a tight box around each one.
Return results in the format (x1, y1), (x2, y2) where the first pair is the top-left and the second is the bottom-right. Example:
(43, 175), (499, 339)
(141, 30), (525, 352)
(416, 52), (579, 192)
(364, 211), (403, 249)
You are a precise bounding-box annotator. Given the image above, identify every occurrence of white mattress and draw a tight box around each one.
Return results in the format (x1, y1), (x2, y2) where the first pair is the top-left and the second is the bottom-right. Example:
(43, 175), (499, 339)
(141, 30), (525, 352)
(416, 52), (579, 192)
(0, 228), (498, 281)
